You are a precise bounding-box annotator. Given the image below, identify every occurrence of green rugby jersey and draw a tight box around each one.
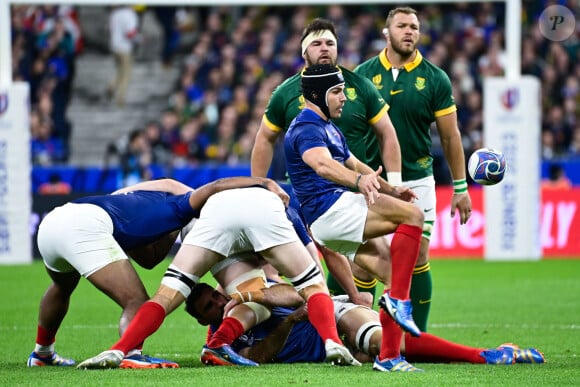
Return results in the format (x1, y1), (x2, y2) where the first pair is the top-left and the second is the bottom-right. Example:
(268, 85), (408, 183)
(263, 66), (389, 169)
(355, 49), (456, 181)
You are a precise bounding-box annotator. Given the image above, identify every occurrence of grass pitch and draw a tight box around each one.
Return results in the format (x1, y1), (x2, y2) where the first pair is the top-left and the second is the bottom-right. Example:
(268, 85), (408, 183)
(1, 259), (579, 386)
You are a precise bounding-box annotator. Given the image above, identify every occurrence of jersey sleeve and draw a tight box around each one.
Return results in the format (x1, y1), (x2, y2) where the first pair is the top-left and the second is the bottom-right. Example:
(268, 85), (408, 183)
(294, 123), (327, 156)
(263, 85), (288, 133)
(359, 74), (389, 125)
(432, 68), (457, 117)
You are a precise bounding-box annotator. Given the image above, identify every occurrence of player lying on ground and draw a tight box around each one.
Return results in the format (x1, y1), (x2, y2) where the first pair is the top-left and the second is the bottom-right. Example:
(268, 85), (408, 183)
(187, 283), (545, 367)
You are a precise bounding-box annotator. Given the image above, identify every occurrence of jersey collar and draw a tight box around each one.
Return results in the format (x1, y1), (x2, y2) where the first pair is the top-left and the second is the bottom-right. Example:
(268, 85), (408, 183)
(379, 48), (423, 72)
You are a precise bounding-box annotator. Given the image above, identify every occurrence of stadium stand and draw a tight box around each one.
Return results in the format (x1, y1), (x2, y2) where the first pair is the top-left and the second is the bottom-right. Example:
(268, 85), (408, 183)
(10, 4), (580, 191)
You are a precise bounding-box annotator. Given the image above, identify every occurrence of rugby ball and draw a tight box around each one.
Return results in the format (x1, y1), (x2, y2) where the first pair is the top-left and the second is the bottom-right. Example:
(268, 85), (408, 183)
(467, 148), (507, 186)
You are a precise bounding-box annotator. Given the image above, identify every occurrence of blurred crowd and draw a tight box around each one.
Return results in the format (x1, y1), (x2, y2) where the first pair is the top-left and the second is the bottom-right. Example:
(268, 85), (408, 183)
(10, 3), (580, 179)
(11, 5), (82, 165)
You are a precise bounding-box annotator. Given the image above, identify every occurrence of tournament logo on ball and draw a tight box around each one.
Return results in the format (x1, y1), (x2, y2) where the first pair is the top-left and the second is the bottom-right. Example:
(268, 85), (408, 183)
(0, 94), (8, 117)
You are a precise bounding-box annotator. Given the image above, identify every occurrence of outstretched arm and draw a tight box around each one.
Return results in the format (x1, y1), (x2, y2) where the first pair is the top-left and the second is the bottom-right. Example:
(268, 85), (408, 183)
(189, 176), (289, 211)
(112, 178), (192, 195)
(437, 112), (472, 224)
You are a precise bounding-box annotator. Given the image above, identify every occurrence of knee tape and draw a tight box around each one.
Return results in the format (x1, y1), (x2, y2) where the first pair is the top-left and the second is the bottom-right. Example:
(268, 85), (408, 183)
(355, 322), (381, 353)
(243, 302), (271, 325)
(287, 263), (324, 292)
(161, 264), (200, 298)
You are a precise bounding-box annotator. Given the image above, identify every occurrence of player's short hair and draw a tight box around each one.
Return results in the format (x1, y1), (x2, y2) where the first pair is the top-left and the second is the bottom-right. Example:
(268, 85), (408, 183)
(385, 6), (418, 28)
(185, 282), (214, 320)
(300, 18), (338, 45)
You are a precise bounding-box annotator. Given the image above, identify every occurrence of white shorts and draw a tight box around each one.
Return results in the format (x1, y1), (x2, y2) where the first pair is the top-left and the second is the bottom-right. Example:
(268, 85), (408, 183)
(37, 203), (127, 277)
(403, 175), (436, 223)
(310, 192), (367, 260)
(183, 187), (298, 257)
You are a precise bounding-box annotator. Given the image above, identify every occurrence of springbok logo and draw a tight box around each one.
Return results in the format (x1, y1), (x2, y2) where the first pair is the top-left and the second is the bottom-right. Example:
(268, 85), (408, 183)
(415, 77), (426, 91)
(372, 74), (383, 90)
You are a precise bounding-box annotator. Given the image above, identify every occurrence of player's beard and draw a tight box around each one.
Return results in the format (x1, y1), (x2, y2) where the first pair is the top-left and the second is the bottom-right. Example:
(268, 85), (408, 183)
(389, 37), (416, 61)
(304, 51), (337, 67)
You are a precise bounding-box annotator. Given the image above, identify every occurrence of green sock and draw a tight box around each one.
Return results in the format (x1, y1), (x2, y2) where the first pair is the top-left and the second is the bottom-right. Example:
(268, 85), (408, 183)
(326, 273), (378, 303)
(410, 262), (432, 332)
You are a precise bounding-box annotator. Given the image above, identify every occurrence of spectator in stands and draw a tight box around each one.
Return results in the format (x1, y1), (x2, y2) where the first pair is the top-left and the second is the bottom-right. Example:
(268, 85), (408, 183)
(38, 172), (72, 195)
(30, 108), (67, 166)
(107, 5), (139, 107)
(171, 116), (210, 166)
(118, 129), (152, 188)
(542, 163), (572, 191)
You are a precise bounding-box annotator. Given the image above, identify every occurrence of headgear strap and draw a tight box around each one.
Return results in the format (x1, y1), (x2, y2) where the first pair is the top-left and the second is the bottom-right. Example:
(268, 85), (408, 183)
(301, 64), (345, 119)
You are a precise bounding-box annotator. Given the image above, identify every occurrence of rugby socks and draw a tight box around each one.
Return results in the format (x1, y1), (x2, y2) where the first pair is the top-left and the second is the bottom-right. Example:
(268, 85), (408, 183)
(112, 301), (166, 355)
(326, 273), (377, 302)
(353, 276), (378, 303)
(306, 292), (342, 344)
(378, 308), (402, 360)
(207, 317), (245, 348)
(389, 224), (422, 300)
(34, 326), (56, 356)
(410, 263), (432, 332)
(404, 332), (485, 364)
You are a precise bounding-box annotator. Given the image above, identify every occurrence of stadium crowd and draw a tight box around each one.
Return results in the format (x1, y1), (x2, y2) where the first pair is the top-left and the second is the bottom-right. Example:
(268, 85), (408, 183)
(10, 3), (580, 180)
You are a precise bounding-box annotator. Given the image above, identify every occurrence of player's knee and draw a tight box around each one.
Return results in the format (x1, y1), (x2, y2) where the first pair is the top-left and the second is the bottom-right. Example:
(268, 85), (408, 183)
(406, 205), (424, 227)
(160, 264), (200, 298)
(287, 262), (325, 296)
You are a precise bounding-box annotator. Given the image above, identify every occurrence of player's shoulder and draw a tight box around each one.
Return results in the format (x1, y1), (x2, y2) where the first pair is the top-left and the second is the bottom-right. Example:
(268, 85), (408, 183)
(339, 65), (376, 89)
(354, 55), (380, 73)
(418, 56), (450, 79)
(275, 73), (301, 90)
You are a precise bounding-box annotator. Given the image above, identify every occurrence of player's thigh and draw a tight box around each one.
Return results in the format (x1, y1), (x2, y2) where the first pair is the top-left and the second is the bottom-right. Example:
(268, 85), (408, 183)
(260, 240), (316, 279)
(172, 243), (222, 279)
(87, 259), (148, 308)
(365, 194), (423, 239)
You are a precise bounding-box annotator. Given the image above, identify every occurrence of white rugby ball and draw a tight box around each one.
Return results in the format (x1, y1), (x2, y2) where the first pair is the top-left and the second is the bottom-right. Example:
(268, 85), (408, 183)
(468, 148), (507, 186)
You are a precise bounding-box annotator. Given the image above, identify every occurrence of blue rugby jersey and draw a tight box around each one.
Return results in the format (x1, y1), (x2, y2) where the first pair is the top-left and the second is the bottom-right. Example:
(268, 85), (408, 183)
(73, 190), (198, 250)
(284, 108), (351, 225)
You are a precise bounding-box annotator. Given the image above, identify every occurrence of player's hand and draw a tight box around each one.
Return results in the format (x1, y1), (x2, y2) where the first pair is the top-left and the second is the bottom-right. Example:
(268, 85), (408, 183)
(287, 304), (309, 323)
(390, 186), (418, 202)
(349, 291), (373, 308)
(359, 167), (382, 205)
(261, 178), (290, 207)
(450, 191), (472, 225)
(223, 298), (240, 318)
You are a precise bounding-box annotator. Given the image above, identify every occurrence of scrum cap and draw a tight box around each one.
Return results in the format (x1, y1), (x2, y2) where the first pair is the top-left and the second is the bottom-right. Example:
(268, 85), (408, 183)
(301, 64), (344, 119)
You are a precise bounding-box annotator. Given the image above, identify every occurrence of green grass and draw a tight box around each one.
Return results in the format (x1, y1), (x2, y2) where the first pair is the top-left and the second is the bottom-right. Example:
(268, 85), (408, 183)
(1, 259), (579, 386)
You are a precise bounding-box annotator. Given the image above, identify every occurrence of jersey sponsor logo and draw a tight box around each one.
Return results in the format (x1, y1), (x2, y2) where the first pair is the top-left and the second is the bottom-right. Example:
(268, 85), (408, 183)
(389, 90), (404, 95)
(372, 74), (383, 90)
(345, 88), (357, 101)
(423, 208), (434, 213)
(415, 77), (426, 91)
